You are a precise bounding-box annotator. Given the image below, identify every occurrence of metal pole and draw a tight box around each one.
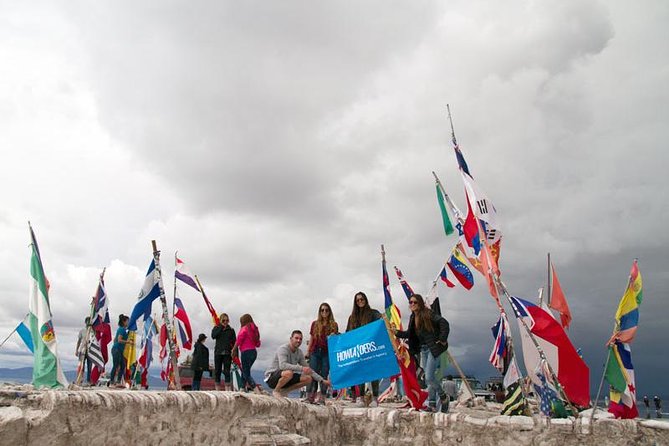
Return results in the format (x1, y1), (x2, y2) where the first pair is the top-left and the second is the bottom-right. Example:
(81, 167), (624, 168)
(152, 240), (181, 390)
(589, 347), (612, 426)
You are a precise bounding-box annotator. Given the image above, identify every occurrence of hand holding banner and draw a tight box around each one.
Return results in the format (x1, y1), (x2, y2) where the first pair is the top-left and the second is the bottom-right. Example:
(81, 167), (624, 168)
(328, 319), (400, 390)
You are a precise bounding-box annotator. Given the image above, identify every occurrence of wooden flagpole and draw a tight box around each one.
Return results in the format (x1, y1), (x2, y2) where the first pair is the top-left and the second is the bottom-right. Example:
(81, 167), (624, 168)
(75, 268), (105, 385)
(152, 240), (181, 390)
(194, 274), (219, 325)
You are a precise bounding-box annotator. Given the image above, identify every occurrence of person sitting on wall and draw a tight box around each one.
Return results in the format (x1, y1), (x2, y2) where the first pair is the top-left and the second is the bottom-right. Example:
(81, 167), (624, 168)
(264, 330), (330, 398)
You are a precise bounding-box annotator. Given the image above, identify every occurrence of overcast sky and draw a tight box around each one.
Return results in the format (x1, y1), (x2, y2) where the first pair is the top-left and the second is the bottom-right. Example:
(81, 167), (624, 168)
(1, 1), (667, 398)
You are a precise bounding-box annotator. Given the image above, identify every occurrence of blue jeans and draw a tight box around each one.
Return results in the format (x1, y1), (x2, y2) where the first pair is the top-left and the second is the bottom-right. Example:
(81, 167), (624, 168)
(110, 345), (125, 384)
(241, 349), (257, 389)
(308, 347), (330, 395)
(421, 346), (438, 406)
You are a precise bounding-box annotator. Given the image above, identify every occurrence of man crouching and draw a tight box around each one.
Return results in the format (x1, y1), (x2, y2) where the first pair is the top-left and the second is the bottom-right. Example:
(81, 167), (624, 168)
(265, 330), (330, 398)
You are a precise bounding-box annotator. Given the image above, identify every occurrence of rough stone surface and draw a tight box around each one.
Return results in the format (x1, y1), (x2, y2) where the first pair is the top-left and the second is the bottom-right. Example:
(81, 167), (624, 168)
(0, 388), (668, 445)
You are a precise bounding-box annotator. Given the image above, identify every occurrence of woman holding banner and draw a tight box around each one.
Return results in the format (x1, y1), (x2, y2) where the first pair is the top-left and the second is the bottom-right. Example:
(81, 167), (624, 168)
(307, 302), (338, 404)
(346, 292), (382, 407)
(394, 294), (450, 412)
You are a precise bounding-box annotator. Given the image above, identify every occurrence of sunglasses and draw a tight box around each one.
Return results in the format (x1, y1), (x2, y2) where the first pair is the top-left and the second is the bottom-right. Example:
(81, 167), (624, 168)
(320, 308), (330, 312)
(409, 300), (418, 305)
(221, 319), (229, 322)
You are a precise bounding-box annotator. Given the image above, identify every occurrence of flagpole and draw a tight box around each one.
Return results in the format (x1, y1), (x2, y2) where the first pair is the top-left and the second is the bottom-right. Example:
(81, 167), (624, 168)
(446, 104), (458, 147)
(152, 240), (181, 391)
(194, 274), (219, 326)
(432, 171), (464, 225)
(589, 259), (637, 423)
(75, 268), (105, 385)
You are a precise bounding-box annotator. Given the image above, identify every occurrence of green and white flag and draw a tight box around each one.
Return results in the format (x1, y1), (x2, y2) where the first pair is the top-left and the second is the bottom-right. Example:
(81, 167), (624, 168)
(28, 224), (68, 388)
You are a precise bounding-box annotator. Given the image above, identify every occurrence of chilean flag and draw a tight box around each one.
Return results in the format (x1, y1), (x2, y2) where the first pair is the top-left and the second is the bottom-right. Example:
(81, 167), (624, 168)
(174, 296), (193, 350)
(510, 296), (590, 407)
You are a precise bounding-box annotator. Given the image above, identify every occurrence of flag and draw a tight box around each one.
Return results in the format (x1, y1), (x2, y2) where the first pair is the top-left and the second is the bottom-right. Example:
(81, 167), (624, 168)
(90, 275), (111, 385)
(462, 194), (481, 255)
(383, 258), (402, 331)
(384, 265), (427, 409)
(16, 320), (34, 353)
(435, 183), (455, 236)
(606, 341), (638, 419)
(173, 296), (193, 350)
(87, 336), (104, 370)
(123, 330), (137, 381)
(398, 352), (428, 409)
(489, 313), (510, 372)
(128, 260), (161, 331)
(138, 316), (158, 388)
(534, 367), (568, 418)
(447, 245), (474, 290)
(457, 242), (483, 276)
(548, 263), (572, 329)
(501, 358), (526, 416)
(439, 266), (456, 288)
(27, 225), (68, 388)
(479, 237), (500, 303)
(461, 171), (502, 247)
(175, 257), (200, 291)
(453, 143), (472, 177)
(611, 260), (643, 344)
(394, 266), (415, 299)
(175, 257), (219, 326)
(510, 296), (590, 407)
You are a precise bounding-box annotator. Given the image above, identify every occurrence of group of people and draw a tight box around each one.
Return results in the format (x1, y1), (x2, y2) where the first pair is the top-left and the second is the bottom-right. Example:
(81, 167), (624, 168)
(94, 290), (452, 412)
(191, 313), (261, 391)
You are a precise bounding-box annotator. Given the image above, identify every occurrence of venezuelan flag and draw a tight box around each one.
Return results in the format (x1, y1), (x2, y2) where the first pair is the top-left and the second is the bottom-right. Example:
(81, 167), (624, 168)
(447, 245), (474, 290)
(614, 260), (643, 343)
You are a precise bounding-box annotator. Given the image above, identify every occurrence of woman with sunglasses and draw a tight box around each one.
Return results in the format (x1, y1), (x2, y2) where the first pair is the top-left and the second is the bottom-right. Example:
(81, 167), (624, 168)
(211, 313), (236, 391)
(346, 291), (383, 406)
(307, 302), (338, 404)
(394, 294), (450, 412)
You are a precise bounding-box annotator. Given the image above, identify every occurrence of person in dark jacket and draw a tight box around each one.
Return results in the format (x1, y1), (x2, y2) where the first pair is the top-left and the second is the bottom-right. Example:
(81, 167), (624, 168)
(395, 293), (450, 412)
(191, 333), (210, 391)
(346, 291), (382, 407)
(211, 313), (236, 391)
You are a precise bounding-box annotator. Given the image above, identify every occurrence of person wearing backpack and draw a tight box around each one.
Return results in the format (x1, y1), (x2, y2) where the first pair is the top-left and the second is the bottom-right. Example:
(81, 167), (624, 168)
(233, 313), (261, 392)
(394, 293), (450, 412)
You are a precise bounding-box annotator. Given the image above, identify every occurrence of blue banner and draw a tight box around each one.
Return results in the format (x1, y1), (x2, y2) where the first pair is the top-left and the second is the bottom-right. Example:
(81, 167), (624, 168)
(327, 319), (399, 389)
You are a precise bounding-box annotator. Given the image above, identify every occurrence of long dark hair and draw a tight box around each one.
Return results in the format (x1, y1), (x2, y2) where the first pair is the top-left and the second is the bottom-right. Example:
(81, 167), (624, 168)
(348, 292), (374, 329)
(411, 294), (434, 333)
(118, 314), (128, 327)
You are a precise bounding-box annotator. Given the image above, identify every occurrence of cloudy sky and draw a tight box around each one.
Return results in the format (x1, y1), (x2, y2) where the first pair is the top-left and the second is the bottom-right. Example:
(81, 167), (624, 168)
(1, 1), (667, 397)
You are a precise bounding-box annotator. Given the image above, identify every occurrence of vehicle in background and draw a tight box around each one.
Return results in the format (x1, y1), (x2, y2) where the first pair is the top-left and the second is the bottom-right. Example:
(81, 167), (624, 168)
(485, 376), (505, 403)
(177, 357), (215, 391)
(452, 375), (497, 402)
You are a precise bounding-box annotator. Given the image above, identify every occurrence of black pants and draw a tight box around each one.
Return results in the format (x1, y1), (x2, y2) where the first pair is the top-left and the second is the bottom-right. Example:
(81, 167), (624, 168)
(214, 354), (232, 384)
(351, 380), (379, 398)
(193, 369), (203, 390)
